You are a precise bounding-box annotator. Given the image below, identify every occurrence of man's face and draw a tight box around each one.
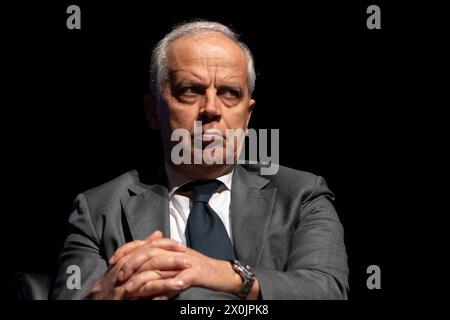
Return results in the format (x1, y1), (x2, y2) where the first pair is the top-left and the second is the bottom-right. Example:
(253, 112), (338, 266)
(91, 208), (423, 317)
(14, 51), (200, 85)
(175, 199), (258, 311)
(151, 32), (255, 178)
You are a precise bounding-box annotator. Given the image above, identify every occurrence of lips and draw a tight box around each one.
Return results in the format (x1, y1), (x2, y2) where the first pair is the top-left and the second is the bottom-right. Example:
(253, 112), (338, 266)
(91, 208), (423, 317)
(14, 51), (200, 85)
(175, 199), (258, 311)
(193, 129), (224, 148)
(201, 130), (223, 141)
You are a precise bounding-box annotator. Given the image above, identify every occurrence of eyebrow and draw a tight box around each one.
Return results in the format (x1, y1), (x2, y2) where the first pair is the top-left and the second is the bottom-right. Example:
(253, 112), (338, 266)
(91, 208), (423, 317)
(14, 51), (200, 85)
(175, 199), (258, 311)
(173, 79), (207, 87)
(168, 70), (204, 84)
(217, 84), (242, 93)
(172, 78), (243, 90)
(173, 81), (244, 95)
(169, 71), (244, 87)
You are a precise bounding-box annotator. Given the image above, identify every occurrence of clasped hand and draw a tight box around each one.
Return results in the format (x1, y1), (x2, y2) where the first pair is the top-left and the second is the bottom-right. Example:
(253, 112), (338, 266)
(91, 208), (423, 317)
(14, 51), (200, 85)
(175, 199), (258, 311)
(86, 231), (242, 300)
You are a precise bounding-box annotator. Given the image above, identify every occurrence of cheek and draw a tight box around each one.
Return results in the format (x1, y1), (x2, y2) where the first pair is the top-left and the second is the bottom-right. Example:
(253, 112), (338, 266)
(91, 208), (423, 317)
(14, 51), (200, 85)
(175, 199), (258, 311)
(223, 107), (251, 130)
(169, 108), (198, 132)
(161, 97), (199, 132)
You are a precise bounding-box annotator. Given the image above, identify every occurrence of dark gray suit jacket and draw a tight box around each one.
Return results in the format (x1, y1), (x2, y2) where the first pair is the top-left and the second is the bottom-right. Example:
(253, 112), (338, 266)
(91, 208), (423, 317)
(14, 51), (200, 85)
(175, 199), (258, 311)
(52, 164), (349, 299)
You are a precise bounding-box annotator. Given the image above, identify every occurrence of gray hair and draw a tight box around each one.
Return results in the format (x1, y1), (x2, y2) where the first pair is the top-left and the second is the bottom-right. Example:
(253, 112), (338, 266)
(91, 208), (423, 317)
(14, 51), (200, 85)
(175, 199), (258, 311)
(150, 20), (256, 97)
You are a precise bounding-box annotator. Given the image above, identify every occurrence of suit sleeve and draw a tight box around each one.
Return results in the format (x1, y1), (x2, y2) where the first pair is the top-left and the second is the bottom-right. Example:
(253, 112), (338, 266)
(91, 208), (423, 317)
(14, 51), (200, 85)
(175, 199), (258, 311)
(253, 176), (349, 299)
(52, 194), (108, 300)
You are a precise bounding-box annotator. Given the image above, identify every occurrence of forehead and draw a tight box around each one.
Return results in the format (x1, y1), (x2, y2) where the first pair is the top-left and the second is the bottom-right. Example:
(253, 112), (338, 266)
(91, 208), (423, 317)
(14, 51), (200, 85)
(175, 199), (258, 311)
(165, 32), (248, 77)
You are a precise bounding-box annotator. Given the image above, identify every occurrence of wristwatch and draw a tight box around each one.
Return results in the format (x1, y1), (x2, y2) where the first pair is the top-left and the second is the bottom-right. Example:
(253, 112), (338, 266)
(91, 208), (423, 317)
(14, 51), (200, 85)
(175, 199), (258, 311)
(231, 260), (256, 299)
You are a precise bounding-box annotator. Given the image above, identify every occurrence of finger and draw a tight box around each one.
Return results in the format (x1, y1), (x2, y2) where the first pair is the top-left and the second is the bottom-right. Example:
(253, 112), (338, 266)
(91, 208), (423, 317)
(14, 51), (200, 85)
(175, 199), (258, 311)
(138, 255), (191, 273)
(172, 268), (198, 289)
(109, 240), (146, 265)
(183, 246), (205, 258)
(152, 290), (180, 300)
(117, 247), (166, 282)
(124, 270), (179, 293)
(129, 278), (185, 298)
(124, 270), (160, 293)
(146, 238), (186, 252)
(110, 231), (165, 265)
(120, 251), (190, 281)
(145, 230), (164, 242)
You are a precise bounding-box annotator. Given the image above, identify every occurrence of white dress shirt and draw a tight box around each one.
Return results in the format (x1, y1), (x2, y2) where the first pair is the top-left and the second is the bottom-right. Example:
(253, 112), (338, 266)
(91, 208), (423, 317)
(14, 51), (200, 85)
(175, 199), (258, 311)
(165, 163), (234, 246)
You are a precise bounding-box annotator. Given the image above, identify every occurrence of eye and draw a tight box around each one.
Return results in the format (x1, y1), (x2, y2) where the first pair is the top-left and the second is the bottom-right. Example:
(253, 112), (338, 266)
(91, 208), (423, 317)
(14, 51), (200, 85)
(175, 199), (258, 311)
(174, 85), (205, 102)
(181, 86), (199, 96)
(218, 87), (242, 99)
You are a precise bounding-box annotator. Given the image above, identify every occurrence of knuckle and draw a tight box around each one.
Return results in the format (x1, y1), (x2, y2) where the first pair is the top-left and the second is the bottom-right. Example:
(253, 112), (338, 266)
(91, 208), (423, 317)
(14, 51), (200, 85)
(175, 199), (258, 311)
(193, 264), (202, 273)
(168, 256), (176, 265)
(175, 257), (185, 266)
(143, 249), (154, 259)
(121, 261), (132, 272)
(144, 281), (154, 292)
(149, 258), (158, 269)
(116, 260), (125, 270)
(134, 272), (146, 284)
(154, 270), (165, 278)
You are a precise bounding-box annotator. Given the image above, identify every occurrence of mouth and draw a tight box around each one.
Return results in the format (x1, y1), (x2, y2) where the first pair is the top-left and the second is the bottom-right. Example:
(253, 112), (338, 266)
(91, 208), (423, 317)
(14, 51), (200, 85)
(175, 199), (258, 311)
(193, 129), (224, 148)
(201, 130), (223, 141)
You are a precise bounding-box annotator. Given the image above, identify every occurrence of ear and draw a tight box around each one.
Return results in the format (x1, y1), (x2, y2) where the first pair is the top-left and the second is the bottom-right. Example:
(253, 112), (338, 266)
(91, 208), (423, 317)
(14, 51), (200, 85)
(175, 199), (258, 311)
(245, 99), (256, 129)
(144, 94), (160, 130)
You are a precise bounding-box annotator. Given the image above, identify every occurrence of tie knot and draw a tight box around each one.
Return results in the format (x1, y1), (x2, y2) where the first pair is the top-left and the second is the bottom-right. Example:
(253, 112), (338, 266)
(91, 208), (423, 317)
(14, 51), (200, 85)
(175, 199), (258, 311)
(188, 180), (222, 203)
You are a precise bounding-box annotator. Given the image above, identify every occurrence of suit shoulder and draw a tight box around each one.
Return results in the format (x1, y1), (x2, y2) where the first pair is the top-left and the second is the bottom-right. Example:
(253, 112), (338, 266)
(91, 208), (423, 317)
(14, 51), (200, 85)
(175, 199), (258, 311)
(271, 165), (318, 187)
(275, 165), (333, 201)
(242, 163), (318, 188)
(241, 164), (333, 201)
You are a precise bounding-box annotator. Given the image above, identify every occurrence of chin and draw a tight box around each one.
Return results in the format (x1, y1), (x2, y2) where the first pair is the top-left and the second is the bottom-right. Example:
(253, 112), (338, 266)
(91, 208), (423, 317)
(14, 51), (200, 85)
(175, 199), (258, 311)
(177, 163), (234, 180)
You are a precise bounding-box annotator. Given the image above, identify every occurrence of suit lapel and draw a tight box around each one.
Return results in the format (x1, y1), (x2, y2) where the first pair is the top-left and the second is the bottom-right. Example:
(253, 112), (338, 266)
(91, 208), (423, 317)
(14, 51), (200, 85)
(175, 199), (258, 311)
(120, 165), (277, 266)
(121, 184), (170, 240)
(230, 165), (277, 267)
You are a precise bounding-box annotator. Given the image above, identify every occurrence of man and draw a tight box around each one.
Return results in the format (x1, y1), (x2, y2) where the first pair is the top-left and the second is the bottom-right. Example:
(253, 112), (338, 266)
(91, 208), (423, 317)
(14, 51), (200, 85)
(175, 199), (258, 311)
(52, 20), (349, 300)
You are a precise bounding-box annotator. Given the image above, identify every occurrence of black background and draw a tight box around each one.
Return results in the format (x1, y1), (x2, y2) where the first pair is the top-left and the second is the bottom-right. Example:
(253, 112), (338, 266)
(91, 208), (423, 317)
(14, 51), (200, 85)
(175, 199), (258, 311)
(2, 1), (449, 299)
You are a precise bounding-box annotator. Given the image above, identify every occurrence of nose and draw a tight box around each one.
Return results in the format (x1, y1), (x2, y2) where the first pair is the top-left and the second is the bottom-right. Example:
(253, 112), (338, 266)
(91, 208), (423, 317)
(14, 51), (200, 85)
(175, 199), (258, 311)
(200, 88), (221, 120)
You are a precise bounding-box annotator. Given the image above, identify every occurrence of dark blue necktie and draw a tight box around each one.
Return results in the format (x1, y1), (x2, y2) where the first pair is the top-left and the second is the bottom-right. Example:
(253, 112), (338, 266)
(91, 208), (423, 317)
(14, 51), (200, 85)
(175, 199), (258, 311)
(185, 180), (236, 260)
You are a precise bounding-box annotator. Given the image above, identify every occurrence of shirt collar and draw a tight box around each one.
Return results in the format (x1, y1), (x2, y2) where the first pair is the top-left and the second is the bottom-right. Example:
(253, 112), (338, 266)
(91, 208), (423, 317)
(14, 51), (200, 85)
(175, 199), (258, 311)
(165, 162), (234, 197)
